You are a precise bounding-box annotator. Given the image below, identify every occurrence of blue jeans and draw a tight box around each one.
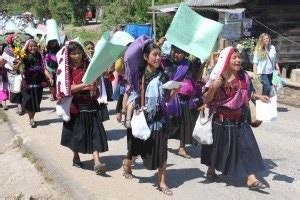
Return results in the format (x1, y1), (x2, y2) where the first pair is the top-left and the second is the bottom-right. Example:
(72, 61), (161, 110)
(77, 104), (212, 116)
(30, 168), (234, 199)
(260, 73), (273, 96)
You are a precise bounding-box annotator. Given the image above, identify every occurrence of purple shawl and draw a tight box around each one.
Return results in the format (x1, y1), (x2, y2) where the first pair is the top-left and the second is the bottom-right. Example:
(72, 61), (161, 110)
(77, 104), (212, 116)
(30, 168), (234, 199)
(124, 35), (152, 92)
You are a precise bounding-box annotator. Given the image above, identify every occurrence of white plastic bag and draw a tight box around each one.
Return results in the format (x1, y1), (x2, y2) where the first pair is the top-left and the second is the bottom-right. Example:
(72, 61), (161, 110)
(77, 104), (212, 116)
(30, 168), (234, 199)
(56, 96), (73, 122)
(13, 74), (22, 93)
(131, 110), (151, 141)
(192, 108), (213, 145)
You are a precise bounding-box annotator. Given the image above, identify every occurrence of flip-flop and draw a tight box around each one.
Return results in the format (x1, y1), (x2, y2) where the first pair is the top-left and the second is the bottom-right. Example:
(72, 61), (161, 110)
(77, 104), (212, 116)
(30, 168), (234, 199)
(122, 160), (133, 179)
(248, 180), (267, 190)
(158, 187), (173, 196)
(94, 163), (107, 175)
(73, 159), (83, 168)
(207, 172), (221, 182)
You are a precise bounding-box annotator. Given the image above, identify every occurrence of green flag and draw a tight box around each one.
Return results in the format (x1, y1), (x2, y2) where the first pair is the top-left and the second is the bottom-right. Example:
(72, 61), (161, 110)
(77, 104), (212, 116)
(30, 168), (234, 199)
(82, 31), (133, 84)
(166, 3), (223, 61)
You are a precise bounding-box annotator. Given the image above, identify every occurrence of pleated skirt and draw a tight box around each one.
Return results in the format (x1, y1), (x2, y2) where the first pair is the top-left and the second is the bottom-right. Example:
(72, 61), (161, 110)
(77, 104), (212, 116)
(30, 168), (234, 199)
(201, 116), (265, 178)
(126, 124), (169, 170)
(169, 102), (198, 145)
(22, 87), (43, 112)
(61, 101), (108, 154)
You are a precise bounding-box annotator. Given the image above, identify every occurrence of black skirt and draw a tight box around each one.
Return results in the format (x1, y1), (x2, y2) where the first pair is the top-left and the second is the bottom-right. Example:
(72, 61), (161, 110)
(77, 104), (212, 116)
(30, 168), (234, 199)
(201, 115), (265, 178)
(126, 124), (169, 170)
(169, 97), (199, 145)
(61, 101), (108, 154)
(10, 92), (22, 104)
(22, 87), (43, 112)
(99, 103), (109, 122)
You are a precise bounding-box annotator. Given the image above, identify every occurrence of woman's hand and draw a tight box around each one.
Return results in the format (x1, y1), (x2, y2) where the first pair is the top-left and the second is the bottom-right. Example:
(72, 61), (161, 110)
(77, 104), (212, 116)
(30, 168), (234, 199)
(212, 76), (224, 89)
(254, 94), (270, 103)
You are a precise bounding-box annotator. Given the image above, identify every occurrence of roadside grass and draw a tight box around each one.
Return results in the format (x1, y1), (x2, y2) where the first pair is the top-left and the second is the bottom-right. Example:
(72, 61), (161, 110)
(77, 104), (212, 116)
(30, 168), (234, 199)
(67, 28), (100, 43)
(0, 109), (8, 123)
(21, 148), (54, 184)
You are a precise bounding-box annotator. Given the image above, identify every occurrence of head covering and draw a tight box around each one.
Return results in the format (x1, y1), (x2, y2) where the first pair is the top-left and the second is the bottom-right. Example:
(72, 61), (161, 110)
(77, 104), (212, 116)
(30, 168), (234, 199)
(161, 40), (171, 56)
(22, 39), (36, 51)
(124, 35), (153, 91)
(5, 34), (16, 44)
(46, 19), (60, 45)
(206, 46), (234, 87)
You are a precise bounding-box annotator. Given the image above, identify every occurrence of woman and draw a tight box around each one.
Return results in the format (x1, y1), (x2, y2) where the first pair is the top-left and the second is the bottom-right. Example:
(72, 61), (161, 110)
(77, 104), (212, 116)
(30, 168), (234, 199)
(0, 56), (9, 109)
(201, 47), (269, 190)
(44, 39), (60, 101)
(167, 46), (200, 158)
(83, 40), (110, 122)
(3, 36), (24, 114)
(58, 41), (108, 175)
(22, 39), (50, 127)
(253, 33), (280, 96)
(122, 42), (177, 196)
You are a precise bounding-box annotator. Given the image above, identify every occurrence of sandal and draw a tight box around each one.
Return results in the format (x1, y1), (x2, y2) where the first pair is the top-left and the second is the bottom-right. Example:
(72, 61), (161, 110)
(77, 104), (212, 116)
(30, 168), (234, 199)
(207, 171), (221, 182)
(178, 153), (192, 159)
(248, 180), (267, 190)
(30, 120), (37, 128)
(158, 187), (173, 196)
(122, 160), (133, 179)
(73, 159), (83, 168)
(94, 163), (107, 175)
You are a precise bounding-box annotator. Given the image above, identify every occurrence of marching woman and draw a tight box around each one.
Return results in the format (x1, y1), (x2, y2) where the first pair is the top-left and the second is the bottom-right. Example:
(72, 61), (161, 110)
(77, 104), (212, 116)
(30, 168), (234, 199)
(58, 41), (108, 175)
(201, 47), (269, 190)
(167, 46), (200, 158)
(3, 35), (24, 114)
(122, 41), (178, 196)
(22, 39), (50, 127)
(44, 39), (60, 101)
(83, 40), (110, 122)
(0, 56), (9, 110)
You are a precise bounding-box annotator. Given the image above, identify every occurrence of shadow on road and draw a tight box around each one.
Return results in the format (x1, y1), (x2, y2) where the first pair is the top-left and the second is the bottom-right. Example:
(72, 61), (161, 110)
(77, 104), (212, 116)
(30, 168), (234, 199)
(40, 107), (56, 112)
(81, 155), (124, 174)
(277, 107), (289, 112)
(263, 158), (295, 183)
(168, 144), (202, 159)
(37, 118), (62, 126)
(135, 168), (205, 189)
(106, 129), (126, 141)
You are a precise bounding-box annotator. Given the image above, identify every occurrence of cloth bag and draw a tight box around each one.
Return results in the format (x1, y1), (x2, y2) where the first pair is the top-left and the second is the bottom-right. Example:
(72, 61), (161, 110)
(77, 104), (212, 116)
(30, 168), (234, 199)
(56, 96), (73, 122)
(192, 108), (213, 145)
(248, 100), (262, 127)
(131, 110), (151, 141)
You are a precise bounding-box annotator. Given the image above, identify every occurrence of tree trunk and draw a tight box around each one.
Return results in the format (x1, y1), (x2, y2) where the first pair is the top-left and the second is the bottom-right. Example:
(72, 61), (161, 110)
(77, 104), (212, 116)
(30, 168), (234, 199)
(70, 0), (88, 26)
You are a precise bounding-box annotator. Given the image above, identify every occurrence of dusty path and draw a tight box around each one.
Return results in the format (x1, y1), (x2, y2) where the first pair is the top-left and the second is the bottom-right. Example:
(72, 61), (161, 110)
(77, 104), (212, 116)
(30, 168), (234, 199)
(0, 122), (69, 199)
(1, 89), (300, 199)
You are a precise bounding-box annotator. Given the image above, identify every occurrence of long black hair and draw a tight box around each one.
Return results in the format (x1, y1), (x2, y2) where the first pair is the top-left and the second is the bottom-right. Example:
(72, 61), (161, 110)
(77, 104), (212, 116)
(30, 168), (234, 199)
(141, 42), (161, 73)
(67, 41), (89, 69)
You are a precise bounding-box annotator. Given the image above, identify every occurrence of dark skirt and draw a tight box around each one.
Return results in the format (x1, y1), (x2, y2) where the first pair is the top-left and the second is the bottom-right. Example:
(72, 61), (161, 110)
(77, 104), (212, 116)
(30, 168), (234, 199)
(201, 115), (265, 178)
(103, 77), (113, 101)
(126, 124), (169, 170)
(169, 100), (199, 145)
(99, 103), (109, 122)
(116, 94), (124, 114)
(10, 92), (22, 104)
(61, 101), (108, 154)
(22, 87), (43, 112)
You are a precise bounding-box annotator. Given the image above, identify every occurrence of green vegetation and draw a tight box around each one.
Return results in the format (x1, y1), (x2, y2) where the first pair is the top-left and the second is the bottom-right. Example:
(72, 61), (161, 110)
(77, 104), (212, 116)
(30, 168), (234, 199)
(67, 28), (100, 43)
(0, 109), (8, 123)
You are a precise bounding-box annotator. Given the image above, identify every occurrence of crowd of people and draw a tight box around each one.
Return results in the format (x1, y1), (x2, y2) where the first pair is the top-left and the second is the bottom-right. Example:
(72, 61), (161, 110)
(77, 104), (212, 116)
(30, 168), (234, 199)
(0, 21), (278, 195)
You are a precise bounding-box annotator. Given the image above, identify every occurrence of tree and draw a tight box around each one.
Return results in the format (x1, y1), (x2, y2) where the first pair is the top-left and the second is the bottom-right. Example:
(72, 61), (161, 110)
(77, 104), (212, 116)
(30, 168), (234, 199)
(100, 0), (151, 33)
(69, 0), (88, 26)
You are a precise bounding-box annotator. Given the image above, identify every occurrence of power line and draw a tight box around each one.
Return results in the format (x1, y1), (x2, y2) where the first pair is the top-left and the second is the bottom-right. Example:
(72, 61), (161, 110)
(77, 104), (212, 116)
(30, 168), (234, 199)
(251, 17), (300, 46)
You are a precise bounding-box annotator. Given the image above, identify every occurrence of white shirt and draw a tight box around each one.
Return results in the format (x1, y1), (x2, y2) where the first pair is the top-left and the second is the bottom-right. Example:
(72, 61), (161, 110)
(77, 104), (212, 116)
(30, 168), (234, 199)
(253, 45), (277, 75)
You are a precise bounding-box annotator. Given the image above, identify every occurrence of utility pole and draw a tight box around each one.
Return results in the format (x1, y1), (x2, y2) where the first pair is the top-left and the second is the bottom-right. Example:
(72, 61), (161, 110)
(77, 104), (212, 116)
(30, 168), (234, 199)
(152, 0), (156, 42)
